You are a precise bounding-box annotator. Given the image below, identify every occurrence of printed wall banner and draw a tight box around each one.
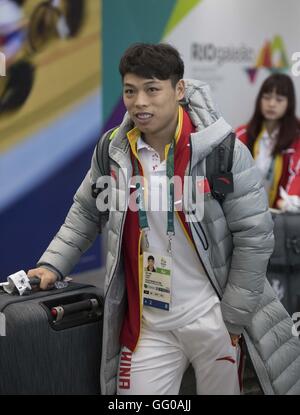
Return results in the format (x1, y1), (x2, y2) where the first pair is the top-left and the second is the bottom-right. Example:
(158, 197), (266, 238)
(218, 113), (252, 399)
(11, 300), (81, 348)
(165, 0), (300, 126)
(0, 0), (102, 281)
(103, 0), (300, 129)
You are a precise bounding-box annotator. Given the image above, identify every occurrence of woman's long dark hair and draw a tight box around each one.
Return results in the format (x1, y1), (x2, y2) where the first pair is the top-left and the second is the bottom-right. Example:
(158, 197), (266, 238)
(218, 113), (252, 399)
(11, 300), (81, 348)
(247, 73), (300, 155)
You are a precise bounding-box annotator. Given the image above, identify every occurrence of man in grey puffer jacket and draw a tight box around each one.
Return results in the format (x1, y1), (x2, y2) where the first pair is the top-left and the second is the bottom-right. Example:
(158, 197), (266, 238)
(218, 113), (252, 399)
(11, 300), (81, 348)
(28, 43), (300, 395)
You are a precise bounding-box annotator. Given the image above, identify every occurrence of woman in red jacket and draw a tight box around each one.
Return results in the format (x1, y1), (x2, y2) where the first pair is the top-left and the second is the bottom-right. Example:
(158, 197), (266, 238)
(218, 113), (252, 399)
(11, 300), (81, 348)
(236, 73), (300, 211)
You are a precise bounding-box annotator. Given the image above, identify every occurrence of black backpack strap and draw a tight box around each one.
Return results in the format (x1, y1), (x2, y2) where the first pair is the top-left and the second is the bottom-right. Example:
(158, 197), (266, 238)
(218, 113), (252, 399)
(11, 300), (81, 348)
(91, 128), (116, 199)
(91, 128), (118, 231)
(206, 132), (236, 204)
(96, 129), (114, 176)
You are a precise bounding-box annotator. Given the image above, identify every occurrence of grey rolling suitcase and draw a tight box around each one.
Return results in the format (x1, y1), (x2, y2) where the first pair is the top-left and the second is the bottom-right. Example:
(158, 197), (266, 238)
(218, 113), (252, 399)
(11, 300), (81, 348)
(0, 282), (103, 395)
(267, 211), (300, 315)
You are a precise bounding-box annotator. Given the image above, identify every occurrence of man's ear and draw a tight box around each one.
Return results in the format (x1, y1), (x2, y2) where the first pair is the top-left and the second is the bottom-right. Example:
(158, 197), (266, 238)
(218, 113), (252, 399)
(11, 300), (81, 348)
(176, 79), (185, 101)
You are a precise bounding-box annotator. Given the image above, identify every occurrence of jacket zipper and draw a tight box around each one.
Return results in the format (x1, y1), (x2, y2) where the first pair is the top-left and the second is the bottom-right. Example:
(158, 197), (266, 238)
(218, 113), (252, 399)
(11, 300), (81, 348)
(103, 160), (130, 301)
(103, 210), (127, 302)
(134, 231), (143, 352)
(188, 221), (221, 300)
(188, 136), (221, 300)
(191, 221), (209, 250)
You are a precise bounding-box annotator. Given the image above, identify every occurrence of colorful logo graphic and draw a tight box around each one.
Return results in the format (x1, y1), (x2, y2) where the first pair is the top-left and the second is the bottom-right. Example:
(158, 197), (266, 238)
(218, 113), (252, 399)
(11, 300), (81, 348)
(246, 35), (289, 83)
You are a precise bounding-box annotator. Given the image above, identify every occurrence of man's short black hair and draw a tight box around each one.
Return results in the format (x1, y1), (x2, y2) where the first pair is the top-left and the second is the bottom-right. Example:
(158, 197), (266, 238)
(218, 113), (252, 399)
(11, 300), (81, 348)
(147, 255), (155, 261)
(119, 43), (184, 87)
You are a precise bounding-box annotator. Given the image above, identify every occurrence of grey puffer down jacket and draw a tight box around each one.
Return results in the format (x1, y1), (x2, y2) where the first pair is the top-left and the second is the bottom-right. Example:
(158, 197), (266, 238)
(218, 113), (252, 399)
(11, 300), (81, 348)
(38, 79), (300, 395)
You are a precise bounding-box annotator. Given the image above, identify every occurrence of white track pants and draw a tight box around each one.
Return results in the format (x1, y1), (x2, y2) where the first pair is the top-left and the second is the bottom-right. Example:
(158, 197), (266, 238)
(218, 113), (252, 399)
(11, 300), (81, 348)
(117, 302), (240, 395)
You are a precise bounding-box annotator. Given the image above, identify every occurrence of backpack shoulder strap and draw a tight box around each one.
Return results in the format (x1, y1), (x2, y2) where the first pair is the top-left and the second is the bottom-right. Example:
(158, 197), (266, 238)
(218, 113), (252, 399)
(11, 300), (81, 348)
(206, 132), (236, 204)
(96, 127), (119, 176)
(91, 127), (118, 232)
(91, 127), (119, 199)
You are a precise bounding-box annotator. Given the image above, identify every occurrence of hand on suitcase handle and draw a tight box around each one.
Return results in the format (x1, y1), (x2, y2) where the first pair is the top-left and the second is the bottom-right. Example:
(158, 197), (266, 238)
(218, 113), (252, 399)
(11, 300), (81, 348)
(27, 267), (58, 290)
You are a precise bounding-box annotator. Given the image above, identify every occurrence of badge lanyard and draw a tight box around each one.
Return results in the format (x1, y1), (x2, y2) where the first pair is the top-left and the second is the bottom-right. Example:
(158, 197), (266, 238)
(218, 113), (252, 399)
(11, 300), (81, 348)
(133, 139), (175, 253)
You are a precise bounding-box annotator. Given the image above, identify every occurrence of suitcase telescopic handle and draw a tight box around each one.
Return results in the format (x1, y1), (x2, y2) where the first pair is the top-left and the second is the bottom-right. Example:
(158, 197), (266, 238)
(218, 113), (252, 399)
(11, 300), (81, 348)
(29, 276), (41, 287)
(51, 298), (100, 322)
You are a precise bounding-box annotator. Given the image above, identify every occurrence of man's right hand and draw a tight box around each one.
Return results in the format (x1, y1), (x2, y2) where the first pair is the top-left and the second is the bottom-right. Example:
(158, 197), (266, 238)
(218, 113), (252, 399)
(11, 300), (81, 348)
(27, 267), (58, 290)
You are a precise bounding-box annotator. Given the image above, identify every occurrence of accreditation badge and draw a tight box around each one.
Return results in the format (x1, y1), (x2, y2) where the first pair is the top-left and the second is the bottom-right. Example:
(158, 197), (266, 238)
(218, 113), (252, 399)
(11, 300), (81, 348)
(143, 251), (172, 311)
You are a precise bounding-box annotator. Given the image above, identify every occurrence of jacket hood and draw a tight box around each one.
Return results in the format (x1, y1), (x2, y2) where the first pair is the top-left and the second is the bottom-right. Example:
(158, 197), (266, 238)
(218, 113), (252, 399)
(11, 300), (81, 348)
(181, 79), (220, 129)
(182, 79), (233, 165)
